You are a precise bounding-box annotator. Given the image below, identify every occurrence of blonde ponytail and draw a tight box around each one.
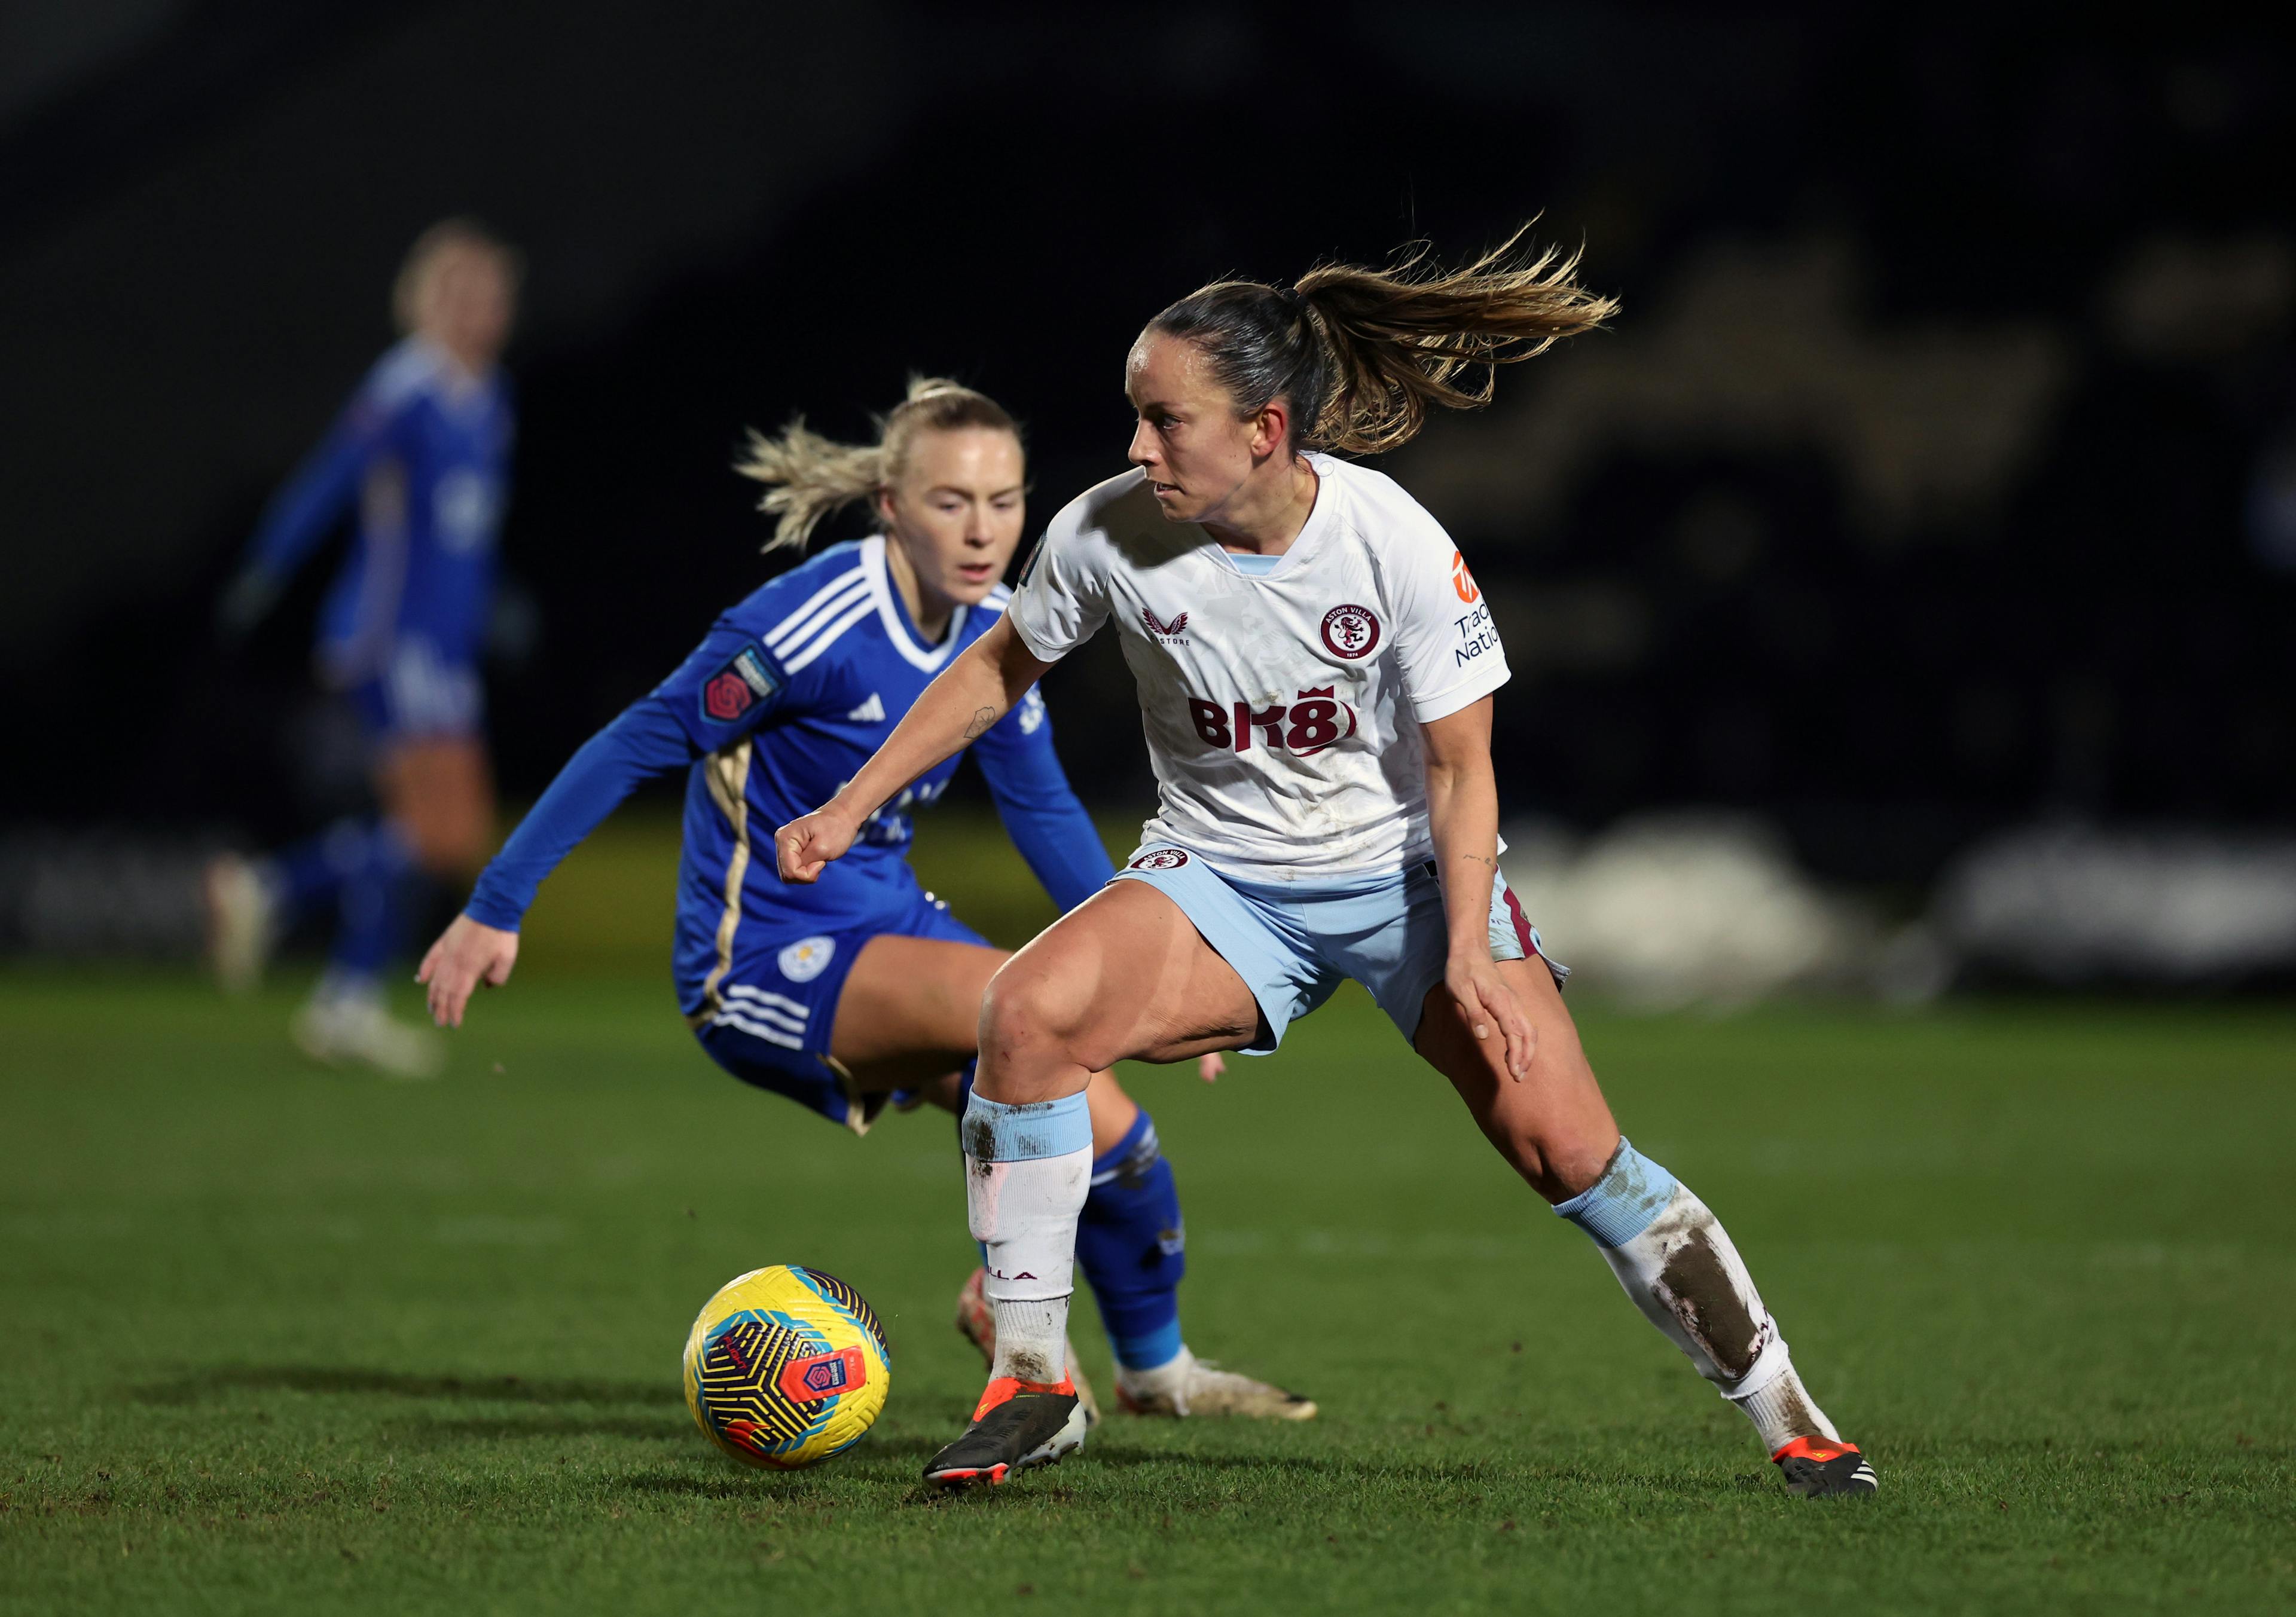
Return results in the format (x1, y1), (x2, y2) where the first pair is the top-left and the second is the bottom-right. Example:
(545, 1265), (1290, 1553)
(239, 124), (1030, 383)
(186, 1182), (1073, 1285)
(735, 375), (1021, 552)
(1146, 224), (1616, 456)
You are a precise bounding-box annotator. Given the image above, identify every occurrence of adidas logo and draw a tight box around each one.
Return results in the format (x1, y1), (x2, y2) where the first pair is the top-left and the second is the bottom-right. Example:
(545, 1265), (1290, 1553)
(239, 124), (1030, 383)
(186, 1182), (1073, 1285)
(845, 693), (886, 723)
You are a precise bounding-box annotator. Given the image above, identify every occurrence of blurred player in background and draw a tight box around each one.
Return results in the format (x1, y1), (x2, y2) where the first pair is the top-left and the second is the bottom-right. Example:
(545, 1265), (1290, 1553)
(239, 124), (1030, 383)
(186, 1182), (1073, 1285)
(417, 378), (1308, 1422)
(781, 232), (1878, 1498)
(206, 220), (519, 1078)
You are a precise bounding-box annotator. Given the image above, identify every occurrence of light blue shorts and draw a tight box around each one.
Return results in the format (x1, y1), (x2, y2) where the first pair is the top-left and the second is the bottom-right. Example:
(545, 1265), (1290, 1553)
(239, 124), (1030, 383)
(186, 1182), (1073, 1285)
(1113, 845), (1568, 1054)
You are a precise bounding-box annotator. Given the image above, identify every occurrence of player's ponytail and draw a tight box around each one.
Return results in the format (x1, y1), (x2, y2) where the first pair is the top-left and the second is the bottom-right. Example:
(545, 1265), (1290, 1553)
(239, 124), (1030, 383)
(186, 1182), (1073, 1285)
(1145, 224), (1617, 456)
(735, 375), (1021, 551)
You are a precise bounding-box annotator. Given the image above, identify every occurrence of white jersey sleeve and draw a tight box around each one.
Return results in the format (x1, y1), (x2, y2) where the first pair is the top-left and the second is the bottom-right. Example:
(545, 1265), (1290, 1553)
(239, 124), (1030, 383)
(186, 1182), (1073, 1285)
(1005, 494), (1113, 663)
(1375, 502), (1510, 724)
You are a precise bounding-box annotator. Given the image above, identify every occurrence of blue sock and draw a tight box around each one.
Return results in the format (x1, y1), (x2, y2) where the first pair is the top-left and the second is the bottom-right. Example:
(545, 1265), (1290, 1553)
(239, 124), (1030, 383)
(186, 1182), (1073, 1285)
(1552, 1138), (1678, 1246)
(267, 818), (377, 925)
(329, 820), (417, 980)
(1077, 1109), (1186, 1371)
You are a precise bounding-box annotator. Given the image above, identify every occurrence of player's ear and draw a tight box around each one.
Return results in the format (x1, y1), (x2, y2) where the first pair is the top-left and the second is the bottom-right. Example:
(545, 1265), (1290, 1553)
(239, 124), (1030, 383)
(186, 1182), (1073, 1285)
(873, 486), (899, 531)
(1249, 398), (1290, 461)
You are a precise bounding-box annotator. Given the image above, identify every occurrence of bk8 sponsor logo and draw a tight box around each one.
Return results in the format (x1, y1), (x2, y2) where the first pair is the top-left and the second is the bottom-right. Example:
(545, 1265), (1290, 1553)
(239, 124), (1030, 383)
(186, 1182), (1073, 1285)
(1186, 686), (1359, 756)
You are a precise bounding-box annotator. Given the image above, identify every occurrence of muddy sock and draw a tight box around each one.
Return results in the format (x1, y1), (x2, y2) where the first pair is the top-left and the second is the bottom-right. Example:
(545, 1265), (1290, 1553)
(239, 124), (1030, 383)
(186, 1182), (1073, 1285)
(961, 1090), (1092, 1390)
(1555, 1139), (1837, 1449)
(1732, 1363), (1839, 1452)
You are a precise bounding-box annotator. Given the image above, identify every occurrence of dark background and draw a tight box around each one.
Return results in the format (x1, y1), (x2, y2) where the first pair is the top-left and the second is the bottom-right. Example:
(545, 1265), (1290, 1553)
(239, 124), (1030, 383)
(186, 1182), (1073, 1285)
(5, 2), (2292, 887)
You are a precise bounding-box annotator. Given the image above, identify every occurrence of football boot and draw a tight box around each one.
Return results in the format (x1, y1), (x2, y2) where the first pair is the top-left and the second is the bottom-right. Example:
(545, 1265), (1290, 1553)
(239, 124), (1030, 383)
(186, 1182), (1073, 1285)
(921, 1377), (1086, 1488)
(292, 991), (445, 1080)
(1115, 1346), (1317, 1421)
(1772, 1436), (1879, 1497)
(954, 1267), (1099, 1426)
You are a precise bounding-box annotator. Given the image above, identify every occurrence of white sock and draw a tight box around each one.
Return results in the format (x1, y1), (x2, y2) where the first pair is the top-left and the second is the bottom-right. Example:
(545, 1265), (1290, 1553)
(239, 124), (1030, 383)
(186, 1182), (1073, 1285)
(1556, 1139), (1840, 1450)
(962, 1090), (1092, 1389)
(310, 968), (381, 1010)
(1732, 1363), (1840, 1451)
(1115, 1346), (1194, 1401)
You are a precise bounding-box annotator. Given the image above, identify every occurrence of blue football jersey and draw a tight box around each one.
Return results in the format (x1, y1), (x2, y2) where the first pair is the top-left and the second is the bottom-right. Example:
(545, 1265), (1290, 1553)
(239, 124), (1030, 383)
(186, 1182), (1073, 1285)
(652, 536), (1103, 1012)
(244, 336), (515, 680)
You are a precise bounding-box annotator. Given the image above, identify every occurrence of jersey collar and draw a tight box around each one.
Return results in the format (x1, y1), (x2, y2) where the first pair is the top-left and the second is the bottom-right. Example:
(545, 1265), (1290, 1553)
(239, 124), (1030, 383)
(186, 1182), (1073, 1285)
(1207, 454), (1339, 582)
(862, 535), (969, 672)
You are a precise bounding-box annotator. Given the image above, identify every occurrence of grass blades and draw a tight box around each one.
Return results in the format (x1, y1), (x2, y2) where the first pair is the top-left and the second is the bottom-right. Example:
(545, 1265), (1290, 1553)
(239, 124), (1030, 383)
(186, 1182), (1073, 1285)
(4, 963), (2292, 1613)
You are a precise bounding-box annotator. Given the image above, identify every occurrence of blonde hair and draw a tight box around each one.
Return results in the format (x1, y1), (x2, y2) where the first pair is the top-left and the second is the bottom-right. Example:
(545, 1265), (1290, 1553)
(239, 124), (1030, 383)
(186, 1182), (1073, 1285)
(1146, 223), (1617, 455)
(735, 376), (1021, 552)
(392, 218), (520, 334)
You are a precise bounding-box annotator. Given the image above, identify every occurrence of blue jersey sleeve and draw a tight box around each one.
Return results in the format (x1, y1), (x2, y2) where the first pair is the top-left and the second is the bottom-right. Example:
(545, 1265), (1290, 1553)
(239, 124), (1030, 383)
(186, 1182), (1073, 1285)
(970, 686), (1115, 913)
(464, 696), (698, 930)
(650, 614), (810, 752)
(240, 388), (401, 583)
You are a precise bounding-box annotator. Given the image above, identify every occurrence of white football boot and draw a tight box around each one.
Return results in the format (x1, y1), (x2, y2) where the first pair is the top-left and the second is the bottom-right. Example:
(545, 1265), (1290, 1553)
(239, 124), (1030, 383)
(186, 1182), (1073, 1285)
(1116, 1346), (1318, 1421)
(203, 854), (277, 995)
(292, 982), (445, 1081)
(954, 1266), (1100, 1427)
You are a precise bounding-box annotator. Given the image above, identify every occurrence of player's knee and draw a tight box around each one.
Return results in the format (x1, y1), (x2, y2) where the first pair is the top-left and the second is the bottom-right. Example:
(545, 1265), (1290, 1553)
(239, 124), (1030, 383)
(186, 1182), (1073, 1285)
(1504, 1123), (1617, 1205)
(978, 962), (1091, 1075)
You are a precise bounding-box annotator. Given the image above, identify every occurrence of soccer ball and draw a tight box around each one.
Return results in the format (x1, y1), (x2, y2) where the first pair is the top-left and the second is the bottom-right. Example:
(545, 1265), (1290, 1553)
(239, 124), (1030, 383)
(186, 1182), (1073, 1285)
(682, 1265), (891, 1469)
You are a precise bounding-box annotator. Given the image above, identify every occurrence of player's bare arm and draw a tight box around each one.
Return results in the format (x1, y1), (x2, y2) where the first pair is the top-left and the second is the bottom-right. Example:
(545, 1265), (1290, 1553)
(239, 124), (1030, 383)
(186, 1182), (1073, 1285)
(775, 615), (1053, 884)
(1419, 696), (1534, 1080)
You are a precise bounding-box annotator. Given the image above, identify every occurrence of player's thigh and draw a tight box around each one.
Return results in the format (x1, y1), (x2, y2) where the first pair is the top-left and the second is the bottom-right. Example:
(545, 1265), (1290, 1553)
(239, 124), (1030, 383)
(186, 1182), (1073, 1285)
(829, 934), (1006, 1088)
(375, 738), (495, 875)
(1413, 956), (1619, 1203)
(982, 879), (1260, 1083)
(833, 936), (1149, 1148)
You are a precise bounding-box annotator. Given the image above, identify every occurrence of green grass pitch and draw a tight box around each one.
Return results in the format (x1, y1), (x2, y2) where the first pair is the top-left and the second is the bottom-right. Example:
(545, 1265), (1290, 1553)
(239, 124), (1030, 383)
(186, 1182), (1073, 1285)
(3, 815), (2292, 1613)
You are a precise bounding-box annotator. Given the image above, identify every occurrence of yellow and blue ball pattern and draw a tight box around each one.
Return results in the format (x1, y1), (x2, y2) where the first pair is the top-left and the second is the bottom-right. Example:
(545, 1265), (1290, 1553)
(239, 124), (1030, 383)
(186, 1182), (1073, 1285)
(682, 1265), (891, 1469)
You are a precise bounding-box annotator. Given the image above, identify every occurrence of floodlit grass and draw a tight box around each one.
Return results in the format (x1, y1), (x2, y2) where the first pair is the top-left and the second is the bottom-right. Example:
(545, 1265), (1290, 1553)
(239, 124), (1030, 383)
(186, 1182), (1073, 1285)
(3, 817), (2292, 1612)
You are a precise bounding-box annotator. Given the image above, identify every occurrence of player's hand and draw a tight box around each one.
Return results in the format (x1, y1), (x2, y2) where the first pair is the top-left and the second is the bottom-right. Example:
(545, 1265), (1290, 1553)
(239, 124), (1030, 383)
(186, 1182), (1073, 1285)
(417, 913), (519, 1028)
(1445, 955), (1535, 1080)
(1196, 1052), (1226, 1083)
(775, 806), (859, 884)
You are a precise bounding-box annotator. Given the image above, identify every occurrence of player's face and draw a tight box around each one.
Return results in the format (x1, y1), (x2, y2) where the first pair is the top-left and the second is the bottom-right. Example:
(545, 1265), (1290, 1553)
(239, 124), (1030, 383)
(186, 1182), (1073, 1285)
(880, 427), (1027, 607)
(1126, 334), (1265, 525)
(420, 246), (516, 369)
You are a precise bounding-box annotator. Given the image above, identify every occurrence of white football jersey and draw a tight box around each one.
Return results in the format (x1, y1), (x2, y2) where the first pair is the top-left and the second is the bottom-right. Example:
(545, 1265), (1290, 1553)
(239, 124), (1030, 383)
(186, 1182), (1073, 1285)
(1007, 454), (1510, 878)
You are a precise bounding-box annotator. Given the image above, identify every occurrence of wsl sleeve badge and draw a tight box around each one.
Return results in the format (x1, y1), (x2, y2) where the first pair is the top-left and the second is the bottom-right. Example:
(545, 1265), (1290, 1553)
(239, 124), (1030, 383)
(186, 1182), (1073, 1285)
(682, 1265), (891, 1469)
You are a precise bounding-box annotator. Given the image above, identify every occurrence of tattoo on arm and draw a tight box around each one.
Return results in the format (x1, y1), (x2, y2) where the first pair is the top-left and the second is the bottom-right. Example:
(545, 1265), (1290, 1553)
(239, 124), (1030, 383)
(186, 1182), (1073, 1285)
(961, 707), (997, 739)
(1457, 852), (1498, 870)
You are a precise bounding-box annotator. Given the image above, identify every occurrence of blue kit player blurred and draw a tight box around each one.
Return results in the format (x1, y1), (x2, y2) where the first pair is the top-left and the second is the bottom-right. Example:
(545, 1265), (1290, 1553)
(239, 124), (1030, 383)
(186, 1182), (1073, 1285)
(206, 220), (520, 1077)
(418, 379), (1309, 1422)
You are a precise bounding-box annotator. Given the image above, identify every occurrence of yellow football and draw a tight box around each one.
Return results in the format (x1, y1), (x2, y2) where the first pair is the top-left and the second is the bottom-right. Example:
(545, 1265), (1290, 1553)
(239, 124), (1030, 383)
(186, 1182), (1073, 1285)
(681, 1265), (891, 1469)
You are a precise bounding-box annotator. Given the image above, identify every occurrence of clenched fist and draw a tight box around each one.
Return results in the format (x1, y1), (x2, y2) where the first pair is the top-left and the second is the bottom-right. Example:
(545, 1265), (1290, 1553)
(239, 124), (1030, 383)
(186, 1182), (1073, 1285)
(775, 806), (859, 884)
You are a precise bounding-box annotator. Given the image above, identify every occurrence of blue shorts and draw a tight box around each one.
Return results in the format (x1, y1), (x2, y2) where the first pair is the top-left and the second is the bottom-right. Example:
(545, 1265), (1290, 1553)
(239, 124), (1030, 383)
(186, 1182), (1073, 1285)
(689, 884), (990, 1135)
(347, 637), (484, 744)
(1113, 844), (1566, 1054)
